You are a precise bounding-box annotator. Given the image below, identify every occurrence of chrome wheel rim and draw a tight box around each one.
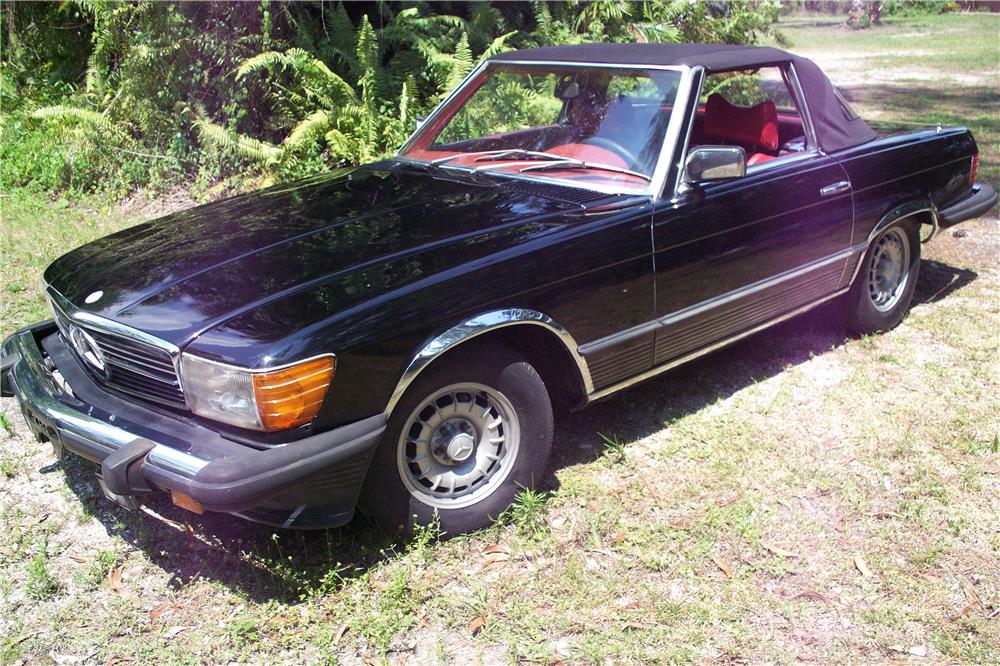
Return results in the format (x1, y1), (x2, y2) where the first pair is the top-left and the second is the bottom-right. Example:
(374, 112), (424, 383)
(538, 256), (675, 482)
(867, 227), (911, 312)
(396, 382), (520, 509)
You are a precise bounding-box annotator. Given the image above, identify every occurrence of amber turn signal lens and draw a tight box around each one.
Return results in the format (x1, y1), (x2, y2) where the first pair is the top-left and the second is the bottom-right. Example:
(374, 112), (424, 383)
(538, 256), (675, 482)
(252, 356), (335, 431)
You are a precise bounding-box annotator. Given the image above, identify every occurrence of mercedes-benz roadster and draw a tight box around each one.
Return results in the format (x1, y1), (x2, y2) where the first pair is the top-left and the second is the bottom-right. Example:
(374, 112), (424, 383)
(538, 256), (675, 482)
(2, 43), (995, 535)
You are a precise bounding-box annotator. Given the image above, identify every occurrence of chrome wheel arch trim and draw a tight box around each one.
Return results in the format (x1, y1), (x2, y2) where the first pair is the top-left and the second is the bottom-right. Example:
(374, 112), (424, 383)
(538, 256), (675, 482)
(384, 309), (593, 416)
(846, 201), (937, 288)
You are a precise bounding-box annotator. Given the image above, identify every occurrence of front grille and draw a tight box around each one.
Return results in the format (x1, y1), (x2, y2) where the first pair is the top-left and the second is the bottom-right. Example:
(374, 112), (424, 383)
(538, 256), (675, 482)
(50, 300), (187, 409)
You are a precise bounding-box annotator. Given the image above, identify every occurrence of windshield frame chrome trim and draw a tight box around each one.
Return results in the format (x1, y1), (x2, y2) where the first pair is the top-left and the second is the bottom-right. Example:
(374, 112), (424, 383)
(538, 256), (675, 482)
(397, 59), (693, 200)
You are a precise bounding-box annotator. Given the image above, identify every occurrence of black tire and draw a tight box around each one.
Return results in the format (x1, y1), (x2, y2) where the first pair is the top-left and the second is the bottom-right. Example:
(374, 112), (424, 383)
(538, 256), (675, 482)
(843, 220), (921, 335)
(360, 344), (553, 537)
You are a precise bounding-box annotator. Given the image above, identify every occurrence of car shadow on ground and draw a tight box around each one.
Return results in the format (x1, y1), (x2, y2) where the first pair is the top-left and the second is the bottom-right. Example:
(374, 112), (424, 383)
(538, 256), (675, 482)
(55, 257), (977, 603)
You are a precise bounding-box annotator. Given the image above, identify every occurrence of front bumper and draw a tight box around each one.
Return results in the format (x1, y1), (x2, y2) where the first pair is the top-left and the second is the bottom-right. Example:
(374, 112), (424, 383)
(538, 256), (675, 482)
(1, 322), (386, 529)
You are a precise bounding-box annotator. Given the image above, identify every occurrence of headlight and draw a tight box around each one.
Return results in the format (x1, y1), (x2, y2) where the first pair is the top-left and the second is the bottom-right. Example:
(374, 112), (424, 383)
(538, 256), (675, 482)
(180, 354), (336, 432)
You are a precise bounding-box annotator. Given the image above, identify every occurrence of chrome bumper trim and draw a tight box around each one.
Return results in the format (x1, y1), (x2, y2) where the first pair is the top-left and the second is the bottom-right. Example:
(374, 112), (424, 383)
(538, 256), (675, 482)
(4, 328), (208, 477)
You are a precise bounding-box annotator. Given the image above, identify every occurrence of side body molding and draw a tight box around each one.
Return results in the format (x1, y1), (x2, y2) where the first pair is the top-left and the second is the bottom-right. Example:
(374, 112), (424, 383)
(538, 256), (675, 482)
(384, 309), (594, 415)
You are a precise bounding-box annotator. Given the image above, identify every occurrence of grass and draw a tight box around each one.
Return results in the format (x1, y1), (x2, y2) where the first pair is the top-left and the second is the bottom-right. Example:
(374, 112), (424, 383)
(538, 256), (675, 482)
(0, 189), (135, 338)
(0, 12), (998, 665)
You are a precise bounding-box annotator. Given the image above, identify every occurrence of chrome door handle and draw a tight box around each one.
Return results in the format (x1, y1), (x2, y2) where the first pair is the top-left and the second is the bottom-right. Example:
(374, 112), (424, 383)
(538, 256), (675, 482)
(820, 180), (852, 197)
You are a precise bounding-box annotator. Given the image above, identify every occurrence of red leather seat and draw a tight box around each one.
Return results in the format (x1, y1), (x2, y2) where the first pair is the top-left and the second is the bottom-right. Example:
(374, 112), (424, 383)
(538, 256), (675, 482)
(702, 94), (779, 166)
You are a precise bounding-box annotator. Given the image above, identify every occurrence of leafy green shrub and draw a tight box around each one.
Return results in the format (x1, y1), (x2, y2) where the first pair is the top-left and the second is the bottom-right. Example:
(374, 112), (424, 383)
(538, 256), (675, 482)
(2, 1), (785, 196)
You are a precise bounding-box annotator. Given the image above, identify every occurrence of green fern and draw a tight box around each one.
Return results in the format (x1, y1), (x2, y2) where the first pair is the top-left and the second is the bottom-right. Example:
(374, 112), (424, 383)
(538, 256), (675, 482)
(191, 115), (281, 163)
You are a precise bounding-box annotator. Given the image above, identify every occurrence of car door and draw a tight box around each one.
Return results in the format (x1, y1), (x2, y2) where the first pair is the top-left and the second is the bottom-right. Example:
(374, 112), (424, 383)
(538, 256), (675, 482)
(649, 152), (854, 366)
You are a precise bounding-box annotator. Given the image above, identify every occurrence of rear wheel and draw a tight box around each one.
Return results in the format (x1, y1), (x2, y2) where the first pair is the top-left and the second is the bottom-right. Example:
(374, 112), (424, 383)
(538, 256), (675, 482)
(843, 221), (921, 335)
(360, 345), (553, 536)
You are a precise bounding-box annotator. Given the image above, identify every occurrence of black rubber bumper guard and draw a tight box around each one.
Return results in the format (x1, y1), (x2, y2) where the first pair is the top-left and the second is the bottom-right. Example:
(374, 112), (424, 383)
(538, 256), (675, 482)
(0, 322), (387, 526)
(938, 183), (998, 229)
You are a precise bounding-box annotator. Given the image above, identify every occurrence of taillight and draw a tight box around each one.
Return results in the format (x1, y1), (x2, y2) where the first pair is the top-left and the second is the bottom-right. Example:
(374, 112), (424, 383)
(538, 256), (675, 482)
(970, 154), (979, 185)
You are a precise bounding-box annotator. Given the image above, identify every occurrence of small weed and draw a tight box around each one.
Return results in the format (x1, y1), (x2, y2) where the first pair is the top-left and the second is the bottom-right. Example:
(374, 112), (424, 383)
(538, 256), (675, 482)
(25, 544), (60, 601)
(228, 614), (260, 644)
(500, 487), (550, 542)
(0, 636), (24, 665)
(409, 513), (443, 560)
(597, 432), (628, 464)
(351, 568), (417, 655)
(74, 550), (117, 590)
(0, 414), (15, 438)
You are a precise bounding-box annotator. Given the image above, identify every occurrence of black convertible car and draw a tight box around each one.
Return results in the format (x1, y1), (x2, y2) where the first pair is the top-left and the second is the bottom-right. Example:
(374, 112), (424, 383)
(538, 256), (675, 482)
(2, 43), (995, 535)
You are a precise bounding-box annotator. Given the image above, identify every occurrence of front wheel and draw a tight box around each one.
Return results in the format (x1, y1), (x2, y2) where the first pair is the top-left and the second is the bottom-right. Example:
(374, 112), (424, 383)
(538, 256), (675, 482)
(842, 221), (921, 335)
(360, 345), (553, 536)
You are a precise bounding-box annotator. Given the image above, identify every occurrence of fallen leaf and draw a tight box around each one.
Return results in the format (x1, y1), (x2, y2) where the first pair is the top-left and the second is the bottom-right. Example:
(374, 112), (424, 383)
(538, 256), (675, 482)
(467, 614), (485, 637)
(107, 567), (124, 593)
(854, 554), (873, 578)
(363, 656), (379, 666)
(68, 554), (86, 564)
(149, 604), (172, 623)
(763, 542), (798, 558)
(334, 621), (349, 645)
(163, 626), (192, 639)
(889, 644), (927, 657)
(482, 544), (507, 555)
(480, 551), (510, 572)
(959, 575), (982, 609)
(480, 560), (506, 573)
(610, 531), (626, 544)
(711, 554), (734, 579)
(791, 590), (832, 605)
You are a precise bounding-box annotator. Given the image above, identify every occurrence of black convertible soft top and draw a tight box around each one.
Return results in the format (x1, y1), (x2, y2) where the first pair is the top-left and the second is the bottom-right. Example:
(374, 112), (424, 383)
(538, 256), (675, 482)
(492, 43), (876, 154)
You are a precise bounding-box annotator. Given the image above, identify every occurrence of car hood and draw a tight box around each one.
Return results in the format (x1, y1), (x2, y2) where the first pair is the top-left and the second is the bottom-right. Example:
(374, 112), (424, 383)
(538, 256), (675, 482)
(44, 162), (598, 348)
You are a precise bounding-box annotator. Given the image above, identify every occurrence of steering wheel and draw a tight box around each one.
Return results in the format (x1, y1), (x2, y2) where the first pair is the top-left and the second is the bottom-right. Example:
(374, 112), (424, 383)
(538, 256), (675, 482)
(580, 136), (641, 168)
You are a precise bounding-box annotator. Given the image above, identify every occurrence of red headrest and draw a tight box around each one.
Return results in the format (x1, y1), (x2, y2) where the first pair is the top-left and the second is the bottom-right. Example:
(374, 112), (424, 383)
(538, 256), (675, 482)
(703, 94), (779, 153)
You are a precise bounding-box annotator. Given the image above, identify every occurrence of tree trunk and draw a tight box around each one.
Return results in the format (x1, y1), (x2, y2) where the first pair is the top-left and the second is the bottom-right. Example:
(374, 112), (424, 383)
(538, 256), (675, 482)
(847, 0), (881, 29)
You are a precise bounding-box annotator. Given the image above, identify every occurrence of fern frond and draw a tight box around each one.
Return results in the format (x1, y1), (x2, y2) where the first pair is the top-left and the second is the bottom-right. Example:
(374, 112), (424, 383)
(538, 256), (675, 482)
(481, 31), (516, 61)
(192, 117), (281, 164)
(284, 110), (333, 151)
(444, 33), (473, 92)
(32, 105), (112, 131)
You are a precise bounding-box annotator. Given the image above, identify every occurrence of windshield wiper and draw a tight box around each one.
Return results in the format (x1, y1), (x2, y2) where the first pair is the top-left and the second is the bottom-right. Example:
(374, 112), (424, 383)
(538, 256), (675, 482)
(429, 150), (515, 167)
(473, 149), (570, 163)
(519, 160), (652, 182)
(467, 150), (579, 174)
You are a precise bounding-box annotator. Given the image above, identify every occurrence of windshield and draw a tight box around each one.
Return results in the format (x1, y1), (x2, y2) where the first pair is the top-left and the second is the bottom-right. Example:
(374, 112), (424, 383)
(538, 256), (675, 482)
(400, 64), (684, 192)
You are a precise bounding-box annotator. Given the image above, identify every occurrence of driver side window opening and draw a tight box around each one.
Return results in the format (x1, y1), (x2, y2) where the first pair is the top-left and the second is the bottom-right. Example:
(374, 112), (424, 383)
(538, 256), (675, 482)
(688, 64), (812, 170)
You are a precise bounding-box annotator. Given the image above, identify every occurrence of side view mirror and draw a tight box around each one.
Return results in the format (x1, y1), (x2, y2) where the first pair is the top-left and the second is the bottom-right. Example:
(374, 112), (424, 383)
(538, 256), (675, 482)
(684, 146), (746, 183)
(415, 115), (427, 131)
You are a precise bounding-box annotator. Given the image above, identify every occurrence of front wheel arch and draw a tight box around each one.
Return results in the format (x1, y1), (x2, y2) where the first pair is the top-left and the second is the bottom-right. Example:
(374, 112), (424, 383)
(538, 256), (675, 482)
(384, 310), (592, 417)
